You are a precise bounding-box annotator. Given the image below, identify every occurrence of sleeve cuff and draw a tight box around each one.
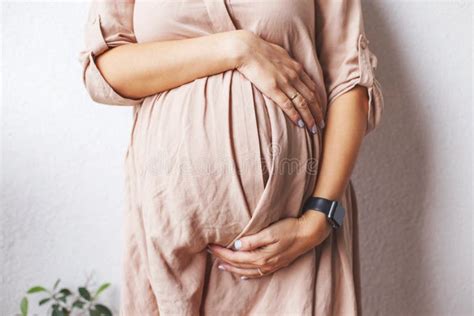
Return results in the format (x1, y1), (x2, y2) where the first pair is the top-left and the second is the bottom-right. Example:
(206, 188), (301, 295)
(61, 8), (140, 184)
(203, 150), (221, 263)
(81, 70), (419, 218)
(79, 14), (145, 106)
(326, 34), (384, 136)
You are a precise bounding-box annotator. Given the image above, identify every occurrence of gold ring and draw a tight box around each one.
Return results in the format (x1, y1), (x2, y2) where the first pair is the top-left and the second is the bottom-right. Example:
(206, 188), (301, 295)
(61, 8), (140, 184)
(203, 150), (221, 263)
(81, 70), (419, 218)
(290, 93), (298, 100)
(257, 267), (265, 276)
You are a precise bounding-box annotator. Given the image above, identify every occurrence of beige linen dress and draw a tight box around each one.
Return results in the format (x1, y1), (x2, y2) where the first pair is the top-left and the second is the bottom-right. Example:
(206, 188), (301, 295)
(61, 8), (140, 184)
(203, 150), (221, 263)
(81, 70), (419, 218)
(78, 1), (384, 315)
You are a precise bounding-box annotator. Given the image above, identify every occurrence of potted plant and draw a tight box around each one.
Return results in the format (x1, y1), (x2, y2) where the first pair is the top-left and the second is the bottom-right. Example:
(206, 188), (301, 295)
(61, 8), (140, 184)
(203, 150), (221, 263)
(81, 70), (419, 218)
(19, 276), (113, 316)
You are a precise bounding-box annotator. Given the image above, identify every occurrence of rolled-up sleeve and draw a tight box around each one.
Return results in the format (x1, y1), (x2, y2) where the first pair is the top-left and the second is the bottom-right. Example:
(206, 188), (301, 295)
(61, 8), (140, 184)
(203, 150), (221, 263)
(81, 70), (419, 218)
(315, 0), (384, 135)
(78, 0), (144, 106)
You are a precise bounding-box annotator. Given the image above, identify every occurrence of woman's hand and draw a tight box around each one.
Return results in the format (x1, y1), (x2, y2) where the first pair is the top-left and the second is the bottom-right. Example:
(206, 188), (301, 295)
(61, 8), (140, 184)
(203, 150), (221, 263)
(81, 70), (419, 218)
(232, 30), (324, 134)
(207, 211), (332, 279)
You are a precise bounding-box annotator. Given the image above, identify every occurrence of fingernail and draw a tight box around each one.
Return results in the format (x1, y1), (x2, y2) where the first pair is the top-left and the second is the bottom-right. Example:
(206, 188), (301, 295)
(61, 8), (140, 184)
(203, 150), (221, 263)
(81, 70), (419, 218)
(311, 125), (318, 134)
(240, 276), (248, 280)
(297, 119), (305, 128)
(319, 120), (325, 129)
(218, 264), (225, 271)
(206, 248), (212, 254)
(233, 239), (242, 250)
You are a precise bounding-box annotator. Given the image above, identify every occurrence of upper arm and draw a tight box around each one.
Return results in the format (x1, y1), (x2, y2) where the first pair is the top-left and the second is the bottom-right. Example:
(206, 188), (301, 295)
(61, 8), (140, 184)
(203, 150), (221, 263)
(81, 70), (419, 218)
(315, 0), (384, 135)
(78, 0), (144, 106)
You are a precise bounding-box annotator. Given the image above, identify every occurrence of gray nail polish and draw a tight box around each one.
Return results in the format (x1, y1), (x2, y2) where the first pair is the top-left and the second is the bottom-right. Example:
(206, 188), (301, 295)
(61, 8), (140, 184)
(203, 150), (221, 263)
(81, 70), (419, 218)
(319, 120), (326, 129)
(241, 276), (249, 280)
(297, 119), (305, 128)
(311, 125), (318, 134)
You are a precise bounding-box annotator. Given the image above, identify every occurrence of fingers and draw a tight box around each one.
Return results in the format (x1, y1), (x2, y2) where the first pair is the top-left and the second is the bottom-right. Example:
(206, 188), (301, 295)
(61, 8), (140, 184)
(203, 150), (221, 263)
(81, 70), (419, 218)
(285, 79), (318, 134)
(297, 66), (317, 93)
(206, 244), (263, 269)
(297, 70), (325, 129)
(281, 66), (325, 132)
(269, 88), (306, 128)
(233, 230), (277, 251)
(273, 62), (325, 133)
(216, 261), (278, 280)
(236, 39), (325, 130)
(207, 242), (276, 269)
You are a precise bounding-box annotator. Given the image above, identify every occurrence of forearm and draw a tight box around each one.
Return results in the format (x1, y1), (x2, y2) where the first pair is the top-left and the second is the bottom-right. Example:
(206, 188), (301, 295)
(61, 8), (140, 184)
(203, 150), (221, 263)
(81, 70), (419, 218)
(94, 30), (249, 99)
(311, 84), (369, 200)
(298, 84), (369, 240)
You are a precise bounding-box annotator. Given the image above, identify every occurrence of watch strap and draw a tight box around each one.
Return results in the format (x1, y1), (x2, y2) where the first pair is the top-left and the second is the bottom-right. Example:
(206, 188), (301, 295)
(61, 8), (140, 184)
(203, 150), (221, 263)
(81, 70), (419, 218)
(302, 196), (345, 229)
(302, 196), (335, 216)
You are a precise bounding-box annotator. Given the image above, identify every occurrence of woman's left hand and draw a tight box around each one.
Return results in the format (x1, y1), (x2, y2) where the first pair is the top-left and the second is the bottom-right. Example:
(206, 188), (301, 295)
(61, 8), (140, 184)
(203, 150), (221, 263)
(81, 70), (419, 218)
(207, 211), (332, 279)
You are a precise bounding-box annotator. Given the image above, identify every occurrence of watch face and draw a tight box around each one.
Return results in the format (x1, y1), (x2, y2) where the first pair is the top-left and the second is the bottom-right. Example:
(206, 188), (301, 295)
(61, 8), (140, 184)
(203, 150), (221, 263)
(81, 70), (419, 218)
(329, 203), (345, 227)
(328, 217), (338, 229)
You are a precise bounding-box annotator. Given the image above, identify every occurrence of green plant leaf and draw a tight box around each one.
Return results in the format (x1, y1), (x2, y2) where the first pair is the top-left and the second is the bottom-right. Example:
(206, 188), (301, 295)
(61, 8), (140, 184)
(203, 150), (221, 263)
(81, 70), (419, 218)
(89, 309), (100, 316)
(94, 304), (112, 316)
(53, 279), (61, 290)
(52, 308), (65, 316)
(72, 300), (85, 309)
(78, 287), (91, 301)
(51, 304), (69, 316)
(61, 307), (70, 316)
(59, 288), (72, 296)
(27, 286), (47, 294)
(20, 297), (28, 316)
(94, 283), (111, 298)
(39, 297), (51, 305)
(52, 304), (59, 316)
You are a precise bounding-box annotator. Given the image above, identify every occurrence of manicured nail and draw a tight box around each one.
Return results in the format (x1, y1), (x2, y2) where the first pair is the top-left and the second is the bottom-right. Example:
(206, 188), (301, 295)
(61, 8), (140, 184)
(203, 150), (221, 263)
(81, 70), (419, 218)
(240, 276), (248, 280)
(311, 125), (318, 134)
(206, 248), (212, 254)
(233, 239), (242, 250)
(218, 264), (225, 271)
(319, 120), (325, 129)
(297, 119), (305, 128)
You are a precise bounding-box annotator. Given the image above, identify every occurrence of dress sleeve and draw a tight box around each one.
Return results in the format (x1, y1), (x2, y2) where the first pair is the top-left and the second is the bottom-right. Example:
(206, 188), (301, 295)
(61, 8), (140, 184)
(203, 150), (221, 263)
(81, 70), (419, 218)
(315, 0), (384, 135)
(78, 0), (144, 106)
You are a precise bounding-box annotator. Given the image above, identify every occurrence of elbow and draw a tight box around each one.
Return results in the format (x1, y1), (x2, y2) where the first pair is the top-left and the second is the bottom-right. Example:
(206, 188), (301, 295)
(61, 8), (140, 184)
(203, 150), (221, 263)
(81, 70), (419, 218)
(82, 70), (118, 106)
(83, 80), (114, 106)
(81, 60), (145, 106)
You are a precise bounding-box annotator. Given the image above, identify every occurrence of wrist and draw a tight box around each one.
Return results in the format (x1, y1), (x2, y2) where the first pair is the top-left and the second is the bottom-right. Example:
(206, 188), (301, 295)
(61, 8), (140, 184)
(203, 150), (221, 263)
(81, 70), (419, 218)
(225, 29), (256, 69)
(311, 188), (344, 202)
(297, 210), (332, 247)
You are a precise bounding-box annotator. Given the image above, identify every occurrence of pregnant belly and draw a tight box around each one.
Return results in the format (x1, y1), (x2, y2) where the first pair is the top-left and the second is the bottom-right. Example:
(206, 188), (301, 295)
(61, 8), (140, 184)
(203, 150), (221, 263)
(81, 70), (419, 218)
(126, 70), (320, 251)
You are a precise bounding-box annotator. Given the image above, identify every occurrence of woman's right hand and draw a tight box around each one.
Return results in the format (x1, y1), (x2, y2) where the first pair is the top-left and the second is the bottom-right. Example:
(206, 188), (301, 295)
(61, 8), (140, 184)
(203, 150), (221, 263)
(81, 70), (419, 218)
(232, 30), (325, 134)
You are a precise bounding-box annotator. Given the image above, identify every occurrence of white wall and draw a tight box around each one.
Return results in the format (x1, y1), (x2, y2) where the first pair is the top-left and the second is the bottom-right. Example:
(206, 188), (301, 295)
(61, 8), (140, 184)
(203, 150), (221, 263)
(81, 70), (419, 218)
(1, 1), (472, 315)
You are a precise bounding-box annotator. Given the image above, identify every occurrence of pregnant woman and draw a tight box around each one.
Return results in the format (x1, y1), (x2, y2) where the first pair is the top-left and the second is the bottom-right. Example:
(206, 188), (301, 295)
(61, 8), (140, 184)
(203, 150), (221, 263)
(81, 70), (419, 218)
(78, 0), (383, 315)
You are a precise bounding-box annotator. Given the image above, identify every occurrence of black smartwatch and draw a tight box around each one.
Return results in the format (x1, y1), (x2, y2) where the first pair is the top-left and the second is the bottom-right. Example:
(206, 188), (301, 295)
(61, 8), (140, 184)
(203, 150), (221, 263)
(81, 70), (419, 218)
(301, 196), (345, 230)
